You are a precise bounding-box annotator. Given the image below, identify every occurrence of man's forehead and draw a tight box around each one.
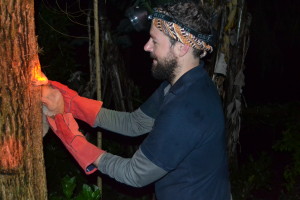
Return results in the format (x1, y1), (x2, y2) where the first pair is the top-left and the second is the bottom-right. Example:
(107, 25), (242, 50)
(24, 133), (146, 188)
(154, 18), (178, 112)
(149, 24), (164, 39)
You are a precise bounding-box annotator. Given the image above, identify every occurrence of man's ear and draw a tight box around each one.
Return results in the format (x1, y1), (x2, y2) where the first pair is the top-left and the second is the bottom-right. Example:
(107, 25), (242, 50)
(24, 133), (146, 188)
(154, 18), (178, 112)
(177, 43), (190, 57)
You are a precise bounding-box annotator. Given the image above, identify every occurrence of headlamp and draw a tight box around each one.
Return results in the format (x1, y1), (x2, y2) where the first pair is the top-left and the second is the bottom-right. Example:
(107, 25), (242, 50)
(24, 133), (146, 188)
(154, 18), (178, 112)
(125, 6), (150, 32)
(125, 6), (214, 48)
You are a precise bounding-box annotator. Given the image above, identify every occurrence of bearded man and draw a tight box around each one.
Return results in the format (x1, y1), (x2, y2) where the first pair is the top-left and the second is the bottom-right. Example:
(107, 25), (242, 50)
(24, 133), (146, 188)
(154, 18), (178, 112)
(41, 1), (231, 200)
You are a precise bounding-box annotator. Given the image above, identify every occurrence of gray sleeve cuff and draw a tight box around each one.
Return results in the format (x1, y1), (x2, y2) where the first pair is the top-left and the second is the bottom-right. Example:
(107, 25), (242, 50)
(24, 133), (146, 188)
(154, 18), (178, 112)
(94, 108), (155, 137)
(98, 148), (167, 187)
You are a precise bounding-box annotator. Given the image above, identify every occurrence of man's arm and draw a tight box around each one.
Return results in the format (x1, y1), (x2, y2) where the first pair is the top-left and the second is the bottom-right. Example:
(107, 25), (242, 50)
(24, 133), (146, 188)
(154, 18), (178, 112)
(94, 108), (155, 137)
(95, 148), (167, 187)
(46, 81), (154, 137)
(93, 82), (170, 137)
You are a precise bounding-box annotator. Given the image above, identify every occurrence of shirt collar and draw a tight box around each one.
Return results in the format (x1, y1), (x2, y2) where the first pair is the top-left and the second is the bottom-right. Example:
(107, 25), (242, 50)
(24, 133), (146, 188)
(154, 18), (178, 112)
(169, 62), (206, 95)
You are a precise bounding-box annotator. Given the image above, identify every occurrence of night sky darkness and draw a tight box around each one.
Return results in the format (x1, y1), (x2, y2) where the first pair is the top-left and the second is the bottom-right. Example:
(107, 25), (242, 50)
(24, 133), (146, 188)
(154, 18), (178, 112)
(244, 0), (300, 105)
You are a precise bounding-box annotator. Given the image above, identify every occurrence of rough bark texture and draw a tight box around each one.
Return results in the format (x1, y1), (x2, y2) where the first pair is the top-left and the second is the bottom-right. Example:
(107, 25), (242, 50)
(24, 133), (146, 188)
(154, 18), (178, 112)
(0, 0), (47, 199)
(205, 0), (251, 165)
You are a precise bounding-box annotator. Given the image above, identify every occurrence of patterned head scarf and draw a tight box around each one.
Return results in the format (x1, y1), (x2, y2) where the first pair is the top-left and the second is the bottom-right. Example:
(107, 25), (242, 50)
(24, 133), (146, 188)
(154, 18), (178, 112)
(149, 8), (213, 58)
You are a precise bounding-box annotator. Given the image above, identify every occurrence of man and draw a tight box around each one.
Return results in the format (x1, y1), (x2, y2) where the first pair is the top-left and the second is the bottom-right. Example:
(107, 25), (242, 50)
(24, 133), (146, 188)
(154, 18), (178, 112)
(42, 1), (231, 199)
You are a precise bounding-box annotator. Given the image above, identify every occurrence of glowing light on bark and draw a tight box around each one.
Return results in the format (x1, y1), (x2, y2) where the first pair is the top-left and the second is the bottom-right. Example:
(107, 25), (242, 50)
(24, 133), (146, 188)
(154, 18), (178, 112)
(0, 136), (23, 171)
(31, 62), (48, 85)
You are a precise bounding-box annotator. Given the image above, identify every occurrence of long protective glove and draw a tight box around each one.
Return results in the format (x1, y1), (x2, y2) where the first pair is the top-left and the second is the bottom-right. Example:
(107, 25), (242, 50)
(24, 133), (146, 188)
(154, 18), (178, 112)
(48, 81), (103, 127)
(47, 113), (105, 174)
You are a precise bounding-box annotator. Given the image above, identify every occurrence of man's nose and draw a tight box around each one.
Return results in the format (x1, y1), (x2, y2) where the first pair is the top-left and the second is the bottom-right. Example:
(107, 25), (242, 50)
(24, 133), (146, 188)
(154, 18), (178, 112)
(144, 38), (153, 52)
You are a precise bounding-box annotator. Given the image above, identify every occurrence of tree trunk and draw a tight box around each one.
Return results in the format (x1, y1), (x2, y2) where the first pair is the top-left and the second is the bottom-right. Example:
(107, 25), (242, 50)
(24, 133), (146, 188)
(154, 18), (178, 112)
(0, 0), (48, 199)
(205, 0), (251, 165)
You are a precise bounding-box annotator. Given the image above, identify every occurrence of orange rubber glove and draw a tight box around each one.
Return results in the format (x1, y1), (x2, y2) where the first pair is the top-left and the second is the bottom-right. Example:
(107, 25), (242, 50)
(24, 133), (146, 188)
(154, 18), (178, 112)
(47, 113), (105, 174)
(48, 81), (103, 127)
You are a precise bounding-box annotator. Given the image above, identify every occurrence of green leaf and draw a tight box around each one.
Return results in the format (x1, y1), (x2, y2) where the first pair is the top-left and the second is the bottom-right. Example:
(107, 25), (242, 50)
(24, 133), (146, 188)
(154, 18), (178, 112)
(61, 175), (76, 199)
(75, 184), (101, 200)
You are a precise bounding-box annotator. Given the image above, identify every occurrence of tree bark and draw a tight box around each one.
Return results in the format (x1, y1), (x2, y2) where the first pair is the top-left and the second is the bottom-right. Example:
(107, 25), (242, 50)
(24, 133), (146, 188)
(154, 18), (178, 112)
(206, 0), (251, 165)
(0, 0), (47, 199)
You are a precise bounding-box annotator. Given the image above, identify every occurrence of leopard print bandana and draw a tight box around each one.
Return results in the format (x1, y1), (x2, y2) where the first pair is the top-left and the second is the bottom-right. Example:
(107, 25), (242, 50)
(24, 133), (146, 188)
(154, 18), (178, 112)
(150, 8), (213, 57)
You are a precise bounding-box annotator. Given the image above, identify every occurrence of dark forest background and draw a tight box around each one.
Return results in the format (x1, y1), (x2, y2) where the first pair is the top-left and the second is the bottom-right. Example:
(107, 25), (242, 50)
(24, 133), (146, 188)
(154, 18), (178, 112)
(35, 0), (300, 199)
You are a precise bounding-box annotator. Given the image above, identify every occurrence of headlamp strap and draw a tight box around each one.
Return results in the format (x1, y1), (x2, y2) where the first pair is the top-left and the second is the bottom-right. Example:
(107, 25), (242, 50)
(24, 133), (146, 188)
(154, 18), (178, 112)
(149, 11), (213, 45)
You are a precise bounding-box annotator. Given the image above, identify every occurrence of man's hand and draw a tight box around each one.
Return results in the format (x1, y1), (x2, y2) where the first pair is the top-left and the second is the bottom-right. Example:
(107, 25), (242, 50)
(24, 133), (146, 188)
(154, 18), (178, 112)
(42, 85), (64, 117)
(48, 81), (103, 127)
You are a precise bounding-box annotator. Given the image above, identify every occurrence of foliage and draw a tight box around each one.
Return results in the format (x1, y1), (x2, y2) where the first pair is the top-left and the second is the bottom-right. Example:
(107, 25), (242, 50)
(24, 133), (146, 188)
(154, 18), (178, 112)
(237, 102), (300, 199)
(36, 2), (82, 83)
(231, 152), (272, 200)
(43, 133), (96, 198)
(76, 184), (101, 200)
(273, 102), (300, 198)
(49, 175), (101, 200)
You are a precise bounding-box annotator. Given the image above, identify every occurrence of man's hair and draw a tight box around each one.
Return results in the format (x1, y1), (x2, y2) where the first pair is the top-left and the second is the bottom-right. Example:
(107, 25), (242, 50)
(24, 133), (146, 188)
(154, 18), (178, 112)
(159, 1), (214, 58)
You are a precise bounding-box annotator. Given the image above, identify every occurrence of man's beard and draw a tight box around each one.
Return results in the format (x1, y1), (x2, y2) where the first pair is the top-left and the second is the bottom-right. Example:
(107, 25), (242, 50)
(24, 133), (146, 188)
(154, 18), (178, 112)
(150, 52), (178, 83)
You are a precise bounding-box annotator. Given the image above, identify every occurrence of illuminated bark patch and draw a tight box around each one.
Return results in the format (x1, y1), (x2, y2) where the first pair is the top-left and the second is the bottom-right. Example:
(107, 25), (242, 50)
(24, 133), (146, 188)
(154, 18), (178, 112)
(0, 136), (23, 172)
(31, 61), (48, 85)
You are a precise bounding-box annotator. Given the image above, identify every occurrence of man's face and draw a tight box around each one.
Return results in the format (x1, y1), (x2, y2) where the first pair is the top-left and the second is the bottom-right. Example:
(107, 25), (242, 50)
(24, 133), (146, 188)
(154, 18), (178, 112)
(144, 25), (178, 82)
